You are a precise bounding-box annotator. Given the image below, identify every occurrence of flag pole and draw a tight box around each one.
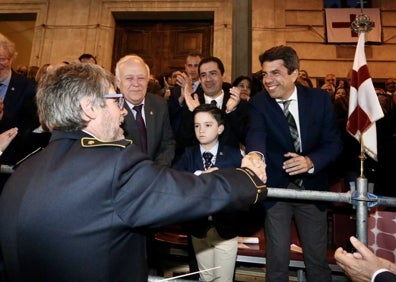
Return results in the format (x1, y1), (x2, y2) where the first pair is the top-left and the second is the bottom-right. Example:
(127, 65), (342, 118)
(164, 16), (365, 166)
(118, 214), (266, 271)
(358, 134), (366, 178)
(350, 4), (376, 246)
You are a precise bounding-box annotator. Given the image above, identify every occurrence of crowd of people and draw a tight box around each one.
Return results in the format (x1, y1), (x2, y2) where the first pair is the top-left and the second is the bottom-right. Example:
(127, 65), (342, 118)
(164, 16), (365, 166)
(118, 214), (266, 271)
(0, 31), (394, 282)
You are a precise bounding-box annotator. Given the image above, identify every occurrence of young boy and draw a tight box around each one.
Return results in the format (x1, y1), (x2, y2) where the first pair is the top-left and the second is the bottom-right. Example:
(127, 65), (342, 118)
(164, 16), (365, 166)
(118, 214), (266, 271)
(173, 103), (243, 282)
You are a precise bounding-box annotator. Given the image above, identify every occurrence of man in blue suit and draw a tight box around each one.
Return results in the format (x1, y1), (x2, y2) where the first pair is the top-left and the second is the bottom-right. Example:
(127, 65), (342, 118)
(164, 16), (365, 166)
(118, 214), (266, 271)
(246, 45), (342, 282)
(0, 33), (44, 192)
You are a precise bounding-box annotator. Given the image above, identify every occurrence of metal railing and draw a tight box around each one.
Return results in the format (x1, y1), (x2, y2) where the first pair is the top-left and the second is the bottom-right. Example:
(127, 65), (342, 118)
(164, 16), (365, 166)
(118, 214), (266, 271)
(148, 176), (396, 281)
(266, 176), (396, 245)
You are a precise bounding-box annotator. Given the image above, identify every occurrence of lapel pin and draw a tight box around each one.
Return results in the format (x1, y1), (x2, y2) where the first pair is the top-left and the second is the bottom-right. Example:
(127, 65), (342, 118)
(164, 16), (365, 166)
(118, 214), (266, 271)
(11, 87), (15, 91)
(150, 111), (154, 115)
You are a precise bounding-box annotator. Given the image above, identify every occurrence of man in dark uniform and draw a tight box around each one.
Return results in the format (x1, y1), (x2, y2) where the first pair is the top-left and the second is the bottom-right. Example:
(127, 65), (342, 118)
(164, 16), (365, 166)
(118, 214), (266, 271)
(0, 63), (267, 282)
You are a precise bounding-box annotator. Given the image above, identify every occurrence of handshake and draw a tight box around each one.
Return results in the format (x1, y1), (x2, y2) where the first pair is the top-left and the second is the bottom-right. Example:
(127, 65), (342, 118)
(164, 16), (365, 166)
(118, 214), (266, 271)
(242, 151), (267, 183)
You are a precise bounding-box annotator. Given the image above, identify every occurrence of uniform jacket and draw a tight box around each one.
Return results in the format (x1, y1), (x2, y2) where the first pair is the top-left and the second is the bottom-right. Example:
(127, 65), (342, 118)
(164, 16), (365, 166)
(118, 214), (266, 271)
(122, 93), (175, 166)
(0, 130), (265, 282)
(173, 144), (243, 239)
(246, 84), (342, 192)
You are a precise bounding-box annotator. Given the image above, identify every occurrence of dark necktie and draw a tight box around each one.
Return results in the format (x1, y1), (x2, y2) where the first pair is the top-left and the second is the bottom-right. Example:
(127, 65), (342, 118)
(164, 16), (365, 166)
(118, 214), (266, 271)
(281, 100), (303, 187)
(202, 152), (214, 170)
(0, 83), (6, 100)
(210, 100), (217, 106)
(281, 100), (301, 153)
(133, 104), (147, 153)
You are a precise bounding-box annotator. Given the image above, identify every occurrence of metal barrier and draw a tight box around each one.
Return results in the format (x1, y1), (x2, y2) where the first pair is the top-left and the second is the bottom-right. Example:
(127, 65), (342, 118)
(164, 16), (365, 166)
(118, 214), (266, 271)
(267, 176), (396, 245)
(148, 176), (396, 281)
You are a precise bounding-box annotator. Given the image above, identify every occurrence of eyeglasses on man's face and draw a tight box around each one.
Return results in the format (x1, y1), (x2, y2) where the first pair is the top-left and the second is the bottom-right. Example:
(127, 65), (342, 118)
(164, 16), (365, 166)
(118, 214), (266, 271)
(0, 57), (10, 64)
(103, 93), (125, 109)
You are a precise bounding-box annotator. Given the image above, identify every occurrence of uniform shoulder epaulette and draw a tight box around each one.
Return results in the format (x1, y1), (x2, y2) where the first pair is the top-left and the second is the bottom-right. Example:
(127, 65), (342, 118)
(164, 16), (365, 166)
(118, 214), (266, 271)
(81, 137), (133, 149)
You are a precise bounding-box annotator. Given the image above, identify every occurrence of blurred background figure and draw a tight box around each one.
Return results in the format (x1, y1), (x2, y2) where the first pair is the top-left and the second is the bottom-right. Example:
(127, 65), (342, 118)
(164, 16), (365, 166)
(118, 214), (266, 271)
(297, 69), (313, 87)
(334, 87), (347, 101)
(78, 53), (97, 64)
(321, 82), (336, 101)
(232, 75), (253, 101)
(15, 64), (28, 76)
(324, 73), (337, 87)
(34, 63), (51, 83)
(384, 77), (396, 96)
(26, 65), (39, 82)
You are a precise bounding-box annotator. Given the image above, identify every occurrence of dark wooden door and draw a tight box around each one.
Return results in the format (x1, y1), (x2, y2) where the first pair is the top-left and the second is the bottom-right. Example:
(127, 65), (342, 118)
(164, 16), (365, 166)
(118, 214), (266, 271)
(112, 21), (213, 78)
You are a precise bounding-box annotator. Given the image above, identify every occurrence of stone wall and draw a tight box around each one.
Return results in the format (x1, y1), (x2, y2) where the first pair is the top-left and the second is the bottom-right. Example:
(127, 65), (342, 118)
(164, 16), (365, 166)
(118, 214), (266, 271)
(1, 0), (396, 84)
(252, 0), (396, 85)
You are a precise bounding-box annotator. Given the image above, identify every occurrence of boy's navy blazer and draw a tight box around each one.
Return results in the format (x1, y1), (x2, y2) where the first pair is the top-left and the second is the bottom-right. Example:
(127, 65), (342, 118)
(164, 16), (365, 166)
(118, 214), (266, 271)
(173, 143), (243, 239)
(173, 143), (242, 172)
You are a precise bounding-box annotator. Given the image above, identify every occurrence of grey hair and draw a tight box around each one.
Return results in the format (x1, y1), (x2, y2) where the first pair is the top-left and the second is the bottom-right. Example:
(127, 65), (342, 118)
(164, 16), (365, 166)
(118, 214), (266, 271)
(36, 63), (116, 131)
(115, 54), (150, 80)
(0, 33), (17, 60)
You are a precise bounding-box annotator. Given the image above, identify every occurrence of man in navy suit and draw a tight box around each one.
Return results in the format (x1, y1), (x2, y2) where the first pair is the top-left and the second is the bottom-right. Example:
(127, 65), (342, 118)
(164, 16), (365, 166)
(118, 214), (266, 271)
(173, 56), (248, 162)
(246, 45), (342, 281)
(115, 55), (175, 167)
(335, 236), (396, 282)
(168, 52), (202, 153)
(0, 63), (267, 282)
(0, 33), (43, 192)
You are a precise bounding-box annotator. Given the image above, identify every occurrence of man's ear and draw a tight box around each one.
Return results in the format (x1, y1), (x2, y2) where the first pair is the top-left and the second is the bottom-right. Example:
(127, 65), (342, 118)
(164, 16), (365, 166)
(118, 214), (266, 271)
(80, 97), (97, 121)
(218, 124), (225, 135)
(291, 69), (299, 82)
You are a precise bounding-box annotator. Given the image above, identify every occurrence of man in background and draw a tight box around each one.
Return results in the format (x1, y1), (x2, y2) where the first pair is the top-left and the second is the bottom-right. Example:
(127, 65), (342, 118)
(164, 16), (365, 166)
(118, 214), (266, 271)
(115, 54), (175, 166)
(0, 33), (41, 192)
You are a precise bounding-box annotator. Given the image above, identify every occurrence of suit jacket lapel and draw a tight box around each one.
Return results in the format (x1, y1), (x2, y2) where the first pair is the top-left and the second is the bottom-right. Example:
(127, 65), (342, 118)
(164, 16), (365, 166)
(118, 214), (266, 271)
(296, 86), (312, 152)
(265, 92), (294, 150)
(143, 94), (156, 156)
(193, 146), (204, 170)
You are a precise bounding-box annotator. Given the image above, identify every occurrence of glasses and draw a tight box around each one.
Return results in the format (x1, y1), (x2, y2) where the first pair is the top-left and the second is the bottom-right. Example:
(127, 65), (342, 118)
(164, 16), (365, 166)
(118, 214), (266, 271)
(0, 57), (10, 64)
(104, 93), (125, 109)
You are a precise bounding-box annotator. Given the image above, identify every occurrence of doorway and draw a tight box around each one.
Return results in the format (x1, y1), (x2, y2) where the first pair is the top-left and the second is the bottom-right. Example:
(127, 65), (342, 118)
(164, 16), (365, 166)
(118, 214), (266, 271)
(111, 12), (213, 79)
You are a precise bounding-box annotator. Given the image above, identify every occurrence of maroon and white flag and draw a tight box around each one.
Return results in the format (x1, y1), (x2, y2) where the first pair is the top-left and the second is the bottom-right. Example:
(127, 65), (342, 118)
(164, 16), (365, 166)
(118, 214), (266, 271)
(325, 8), (381, 43)
(347, 32), (384, 161)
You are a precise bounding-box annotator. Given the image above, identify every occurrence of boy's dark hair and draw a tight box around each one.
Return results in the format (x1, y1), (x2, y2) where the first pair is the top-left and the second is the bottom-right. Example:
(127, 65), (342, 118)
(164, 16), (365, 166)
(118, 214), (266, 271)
(193, 104), (225, 126)
(198, 56), (225, 75)
(258, 45), (299, 75)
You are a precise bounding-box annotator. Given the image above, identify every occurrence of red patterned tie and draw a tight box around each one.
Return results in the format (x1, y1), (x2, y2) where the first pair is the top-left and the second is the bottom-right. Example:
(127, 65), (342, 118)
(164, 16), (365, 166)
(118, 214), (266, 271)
(133, 104), (147, 153)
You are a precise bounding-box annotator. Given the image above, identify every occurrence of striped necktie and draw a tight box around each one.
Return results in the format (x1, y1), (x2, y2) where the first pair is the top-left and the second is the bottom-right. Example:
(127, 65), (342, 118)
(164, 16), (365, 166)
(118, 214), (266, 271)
(280, 100), (303, 188)
(280, 100), (300, 153)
